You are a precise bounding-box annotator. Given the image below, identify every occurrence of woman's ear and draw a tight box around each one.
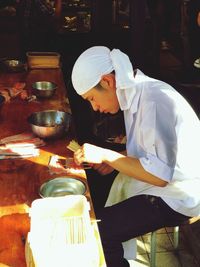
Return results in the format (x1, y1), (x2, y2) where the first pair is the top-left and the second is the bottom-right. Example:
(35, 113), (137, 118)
(100, 73), (116, 90)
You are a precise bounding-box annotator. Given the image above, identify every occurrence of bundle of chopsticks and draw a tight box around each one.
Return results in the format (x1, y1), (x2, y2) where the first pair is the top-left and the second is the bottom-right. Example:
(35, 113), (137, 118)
(67, 139), (81, 152)
(57, 216), (87, 245)
(66, 140), (91, 169)
(0, 132), (45, 159)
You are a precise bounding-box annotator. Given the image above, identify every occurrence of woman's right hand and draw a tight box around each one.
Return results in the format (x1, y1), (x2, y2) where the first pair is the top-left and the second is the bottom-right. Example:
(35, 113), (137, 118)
(92, 163), (114, 175)
(73, 143), (106, 165)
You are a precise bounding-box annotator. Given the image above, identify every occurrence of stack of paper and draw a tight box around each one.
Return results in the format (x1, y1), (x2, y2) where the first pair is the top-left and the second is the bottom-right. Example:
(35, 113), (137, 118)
(0, 132), (45, 159)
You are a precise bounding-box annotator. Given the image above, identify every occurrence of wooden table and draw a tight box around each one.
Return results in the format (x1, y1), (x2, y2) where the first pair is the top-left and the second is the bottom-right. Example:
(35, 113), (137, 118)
(0, 67), (106, 267)
(0, 68), (72, 206)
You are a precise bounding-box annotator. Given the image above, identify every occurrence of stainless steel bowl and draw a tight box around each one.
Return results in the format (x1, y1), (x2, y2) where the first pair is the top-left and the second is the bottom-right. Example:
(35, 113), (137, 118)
(2, 59), (25, 72)
(39, 177), (86, 197)
(27, 110), (71, 139)
(32, 81), (57, 98)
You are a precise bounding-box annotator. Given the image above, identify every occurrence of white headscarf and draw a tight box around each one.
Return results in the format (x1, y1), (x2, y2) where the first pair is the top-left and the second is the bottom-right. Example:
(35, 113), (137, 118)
(71, 46), (136, 110)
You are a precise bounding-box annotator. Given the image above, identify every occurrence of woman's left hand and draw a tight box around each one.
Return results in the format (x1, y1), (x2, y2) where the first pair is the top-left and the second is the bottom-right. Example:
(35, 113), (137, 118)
(74, 143), (105, 165)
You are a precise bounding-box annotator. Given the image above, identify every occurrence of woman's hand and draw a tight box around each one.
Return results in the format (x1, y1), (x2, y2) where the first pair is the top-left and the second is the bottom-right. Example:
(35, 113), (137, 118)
(92, 163), (114, 175)
(74, 143), (105, 165)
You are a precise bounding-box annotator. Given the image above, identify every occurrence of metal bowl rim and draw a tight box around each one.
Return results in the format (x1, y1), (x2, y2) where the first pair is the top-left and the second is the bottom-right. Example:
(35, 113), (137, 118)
(27, 110), (71, 126)
(32, 81), (57, 90)
(3, 59), (25, 67)
(39, 177), (87, 197)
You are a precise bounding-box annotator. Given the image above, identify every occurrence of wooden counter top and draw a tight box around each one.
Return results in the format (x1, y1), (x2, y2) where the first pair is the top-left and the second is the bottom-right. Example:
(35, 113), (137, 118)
(0, 67), (106, 267)
(0, 68), (74, 207)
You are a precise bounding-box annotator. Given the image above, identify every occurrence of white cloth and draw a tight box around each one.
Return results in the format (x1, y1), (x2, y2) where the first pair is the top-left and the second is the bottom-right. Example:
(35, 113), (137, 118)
(110, 49), (136, 110)
(71, 46), (113, 95)
(105, 172), (138, 260)
(71, 46), (137, 105)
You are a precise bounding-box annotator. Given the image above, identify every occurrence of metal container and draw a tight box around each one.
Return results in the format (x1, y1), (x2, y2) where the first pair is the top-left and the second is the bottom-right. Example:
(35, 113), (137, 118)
(39, 177), (86, 197)
(32, 81), (57, 98)
(27, 110), (71, 139)
(26, 52), (60, 69)
(2, 59), (25, 72)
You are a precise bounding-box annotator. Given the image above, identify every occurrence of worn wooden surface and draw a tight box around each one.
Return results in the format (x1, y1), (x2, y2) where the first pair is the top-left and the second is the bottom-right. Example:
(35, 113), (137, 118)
(0, 68), (77, 207)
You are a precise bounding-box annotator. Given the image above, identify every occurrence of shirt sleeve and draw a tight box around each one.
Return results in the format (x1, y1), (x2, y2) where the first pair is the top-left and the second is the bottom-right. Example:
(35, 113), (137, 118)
(138, 94), (177, 182)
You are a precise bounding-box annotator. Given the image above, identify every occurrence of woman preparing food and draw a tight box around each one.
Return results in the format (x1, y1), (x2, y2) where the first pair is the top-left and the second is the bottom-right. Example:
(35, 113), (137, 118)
(71, 46), (200, 267)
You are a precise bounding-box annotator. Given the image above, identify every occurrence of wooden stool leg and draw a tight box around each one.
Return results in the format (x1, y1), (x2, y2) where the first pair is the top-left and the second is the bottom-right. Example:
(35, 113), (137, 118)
(173, 226), (179, 249)
(150, 231), (157, 267)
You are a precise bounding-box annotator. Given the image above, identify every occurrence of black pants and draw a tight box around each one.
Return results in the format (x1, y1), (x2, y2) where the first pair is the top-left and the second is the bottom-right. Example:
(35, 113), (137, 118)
(95, 195), (190, 267)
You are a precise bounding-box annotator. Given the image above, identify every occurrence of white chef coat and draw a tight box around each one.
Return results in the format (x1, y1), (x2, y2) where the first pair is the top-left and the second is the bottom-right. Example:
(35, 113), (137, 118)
(106, 69), (200, 218)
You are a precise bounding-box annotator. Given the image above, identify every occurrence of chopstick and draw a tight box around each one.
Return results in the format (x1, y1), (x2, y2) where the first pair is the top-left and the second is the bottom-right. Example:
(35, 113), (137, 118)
(66, 140), (93, 169)
(0, 132), (35, 144)
(67, 140), (80, 152)
(0, 153), (39, 159)
(57, 158), (92, 170)
(106, 137), (116, 143)
(65, 216), (87, 244)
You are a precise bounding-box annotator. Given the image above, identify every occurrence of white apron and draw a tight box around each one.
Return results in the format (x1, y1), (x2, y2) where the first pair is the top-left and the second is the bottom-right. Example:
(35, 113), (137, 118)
(105, 173), (140, 260)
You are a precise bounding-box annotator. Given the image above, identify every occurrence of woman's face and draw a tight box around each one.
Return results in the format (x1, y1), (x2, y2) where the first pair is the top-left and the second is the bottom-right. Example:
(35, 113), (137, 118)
(82, 74), (120, 114)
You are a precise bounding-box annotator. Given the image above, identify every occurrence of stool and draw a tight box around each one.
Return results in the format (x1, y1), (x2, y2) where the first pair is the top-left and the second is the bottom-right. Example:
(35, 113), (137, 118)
(150, 216), (200, 267)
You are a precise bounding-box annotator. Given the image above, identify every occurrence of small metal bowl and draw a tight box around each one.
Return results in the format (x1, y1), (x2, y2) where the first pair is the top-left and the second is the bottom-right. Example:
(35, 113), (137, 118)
(32, 81), (57, 98)
(27, 110), (71, 139)
(2, 59), (25, 72)
(39, 177), (86, 197)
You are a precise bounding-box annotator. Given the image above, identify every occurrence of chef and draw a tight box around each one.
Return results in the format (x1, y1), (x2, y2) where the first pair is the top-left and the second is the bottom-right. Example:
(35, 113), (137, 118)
(71, 46), (200, 267)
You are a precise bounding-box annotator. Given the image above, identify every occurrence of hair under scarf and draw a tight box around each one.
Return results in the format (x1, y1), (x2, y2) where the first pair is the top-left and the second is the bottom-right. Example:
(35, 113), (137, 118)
(71, 46), (136, 110)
